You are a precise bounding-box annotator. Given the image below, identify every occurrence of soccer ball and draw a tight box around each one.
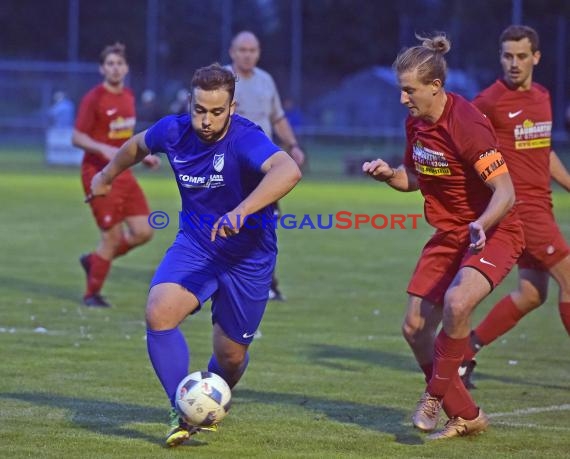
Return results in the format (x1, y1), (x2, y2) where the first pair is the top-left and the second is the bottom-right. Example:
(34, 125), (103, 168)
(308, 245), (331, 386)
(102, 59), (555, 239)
(175, 371), (232, 427)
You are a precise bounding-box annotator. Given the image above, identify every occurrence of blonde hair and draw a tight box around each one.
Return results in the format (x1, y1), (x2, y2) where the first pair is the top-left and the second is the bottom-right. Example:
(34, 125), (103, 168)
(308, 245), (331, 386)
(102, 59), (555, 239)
(393, 33), (451, 85)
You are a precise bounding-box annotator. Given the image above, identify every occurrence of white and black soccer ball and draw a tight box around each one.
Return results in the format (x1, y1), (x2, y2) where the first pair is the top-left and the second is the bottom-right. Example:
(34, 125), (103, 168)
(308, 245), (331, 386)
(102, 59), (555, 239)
(175, 371), (232, 427)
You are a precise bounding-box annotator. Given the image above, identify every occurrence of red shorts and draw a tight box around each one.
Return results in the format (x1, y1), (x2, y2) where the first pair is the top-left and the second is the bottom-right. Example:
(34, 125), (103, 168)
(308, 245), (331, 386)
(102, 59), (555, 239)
(81, 163), (150, 231)
(407, 223), (524, 306)
(516, 204), (570, 271)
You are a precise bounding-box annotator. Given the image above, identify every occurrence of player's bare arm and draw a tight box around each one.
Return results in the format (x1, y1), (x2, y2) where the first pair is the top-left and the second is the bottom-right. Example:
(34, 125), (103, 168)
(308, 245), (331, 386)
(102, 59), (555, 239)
(142, 154), (161, 170)
(211, 151), (302, 241)
(273, 117), (305, 166)
(362, 160), (419, 192)
(550, 150), (570, 192)
(90, 130), (151, 197)
(468, 172), (515, 252)
(72, 129), (118, 160)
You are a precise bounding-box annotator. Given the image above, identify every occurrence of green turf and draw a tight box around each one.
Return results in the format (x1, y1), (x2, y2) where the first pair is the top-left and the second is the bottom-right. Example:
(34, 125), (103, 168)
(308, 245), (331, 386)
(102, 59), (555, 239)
(0, 146), (569, 458)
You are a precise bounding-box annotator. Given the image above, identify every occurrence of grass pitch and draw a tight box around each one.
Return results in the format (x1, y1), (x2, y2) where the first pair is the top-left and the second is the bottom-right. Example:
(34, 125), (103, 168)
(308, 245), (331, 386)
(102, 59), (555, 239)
(0, 147), (569, 458)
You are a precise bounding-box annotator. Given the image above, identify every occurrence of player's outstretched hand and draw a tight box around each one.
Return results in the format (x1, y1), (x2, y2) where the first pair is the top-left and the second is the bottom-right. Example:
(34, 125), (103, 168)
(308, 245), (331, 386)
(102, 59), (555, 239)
(468, 221), (486, 252)
(362, 158), (393, 181)
(142, 155), (161, 170)
(86, 171), (112, 203)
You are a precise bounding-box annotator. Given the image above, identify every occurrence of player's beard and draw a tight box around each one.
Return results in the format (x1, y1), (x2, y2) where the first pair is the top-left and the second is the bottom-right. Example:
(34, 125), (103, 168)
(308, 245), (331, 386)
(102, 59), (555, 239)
(196, 113), (232, 143)
(104, 76), (125, 91)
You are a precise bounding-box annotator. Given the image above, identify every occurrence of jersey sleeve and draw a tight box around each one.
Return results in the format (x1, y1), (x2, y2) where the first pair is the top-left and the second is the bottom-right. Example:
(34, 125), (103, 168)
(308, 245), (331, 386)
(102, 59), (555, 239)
(74, 91), (96, 133)
(144, 115), (179, 154)
(451, 103), (508, 182)
(472, 88), (497, 126)
(451, 103), (498, 163)
(472, 92), (492, 116)
(235, 125), (282, 171)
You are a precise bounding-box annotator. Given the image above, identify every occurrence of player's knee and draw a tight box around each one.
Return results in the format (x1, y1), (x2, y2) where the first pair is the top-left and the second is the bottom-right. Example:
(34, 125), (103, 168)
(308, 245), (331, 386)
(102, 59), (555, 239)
(517, 285), (547, 310)
(216, 349), (246, 371)
(443, 294), (471, 325)
(145, 303), (161, 329)
(554, 275), (570, 301)
(402, 318), (422, 345)
(132, 226), (154, 246)
(145, 296), (172, 330)
(401, 321), (414, 343)
(101, 229), (122, 246)
(524, 294), (545, 310)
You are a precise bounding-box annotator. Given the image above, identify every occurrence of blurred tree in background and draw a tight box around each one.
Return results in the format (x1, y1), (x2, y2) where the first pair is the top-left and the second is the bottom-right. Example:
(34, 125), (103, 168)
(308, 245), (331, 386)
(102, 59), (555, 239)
(0, 0), (569, 133)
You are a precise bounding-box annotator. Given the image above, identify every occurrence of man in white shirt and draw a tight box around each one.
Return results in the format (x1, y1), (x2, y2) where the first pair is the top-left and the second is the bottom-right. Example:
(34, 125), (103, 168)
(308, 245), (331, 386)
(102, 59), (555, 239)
(228, 30), (306, 301)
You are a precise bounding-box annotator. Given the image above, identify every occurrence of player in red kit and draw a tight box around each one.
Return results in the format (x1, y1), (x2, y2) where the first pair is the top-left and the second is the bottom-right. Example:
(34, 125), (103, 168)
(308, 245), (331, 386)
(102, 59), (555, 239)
(459, 25), (570, 388)
(363, 33), (524, 440)
(73, 43), (160, 307)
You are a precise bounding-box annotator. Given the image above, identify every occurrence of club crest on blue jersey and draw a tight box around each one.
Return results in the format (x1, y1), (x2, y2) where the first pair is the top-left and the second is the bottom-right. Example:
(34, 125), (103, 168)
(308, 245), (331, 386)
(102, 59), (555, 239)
(213, 153), (225, 172)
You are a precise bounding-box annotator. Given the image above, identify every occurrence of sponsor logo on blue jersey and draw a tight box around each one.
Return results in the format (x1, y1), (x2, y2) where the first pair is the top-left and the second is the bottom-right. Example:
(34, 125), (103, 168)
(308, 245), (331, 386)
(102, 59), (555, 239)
(178, 173), (225, 189)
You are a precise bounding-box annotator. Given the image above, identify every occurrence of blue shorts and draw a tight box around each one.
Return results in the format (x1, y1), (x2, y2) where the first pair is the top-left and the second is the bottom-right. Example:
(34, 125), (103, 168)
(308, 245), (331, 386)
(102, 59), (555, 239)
(150, 232), (275, 344)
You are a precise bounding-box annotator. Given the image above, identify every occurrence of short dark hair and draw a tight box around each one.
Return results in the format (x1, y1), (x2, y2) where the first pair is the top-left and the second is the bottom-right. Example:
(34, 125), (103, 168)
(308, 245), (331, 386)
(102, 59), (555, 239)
(500, 25), (540, 53)
(100, 42), (127, 64)
(191, 63), (236, 102)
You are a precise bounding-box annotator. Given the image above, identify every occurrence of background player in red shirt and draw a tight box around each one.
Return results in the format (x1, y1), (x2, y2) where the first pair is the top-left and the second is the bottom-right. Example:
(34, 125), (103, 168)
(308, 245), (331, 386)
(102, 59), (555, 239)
(73, 43), (160, 307)
(363, 33), (524, 440)
(459, 25), (570, 388)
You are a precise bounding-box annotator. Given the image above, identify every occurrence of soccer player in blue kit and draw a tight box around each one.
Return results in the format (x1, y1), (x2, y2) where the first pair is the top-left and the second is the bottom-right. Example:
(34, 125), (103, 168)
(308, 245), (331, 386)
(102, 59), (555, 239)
(89, 63), (302, 447)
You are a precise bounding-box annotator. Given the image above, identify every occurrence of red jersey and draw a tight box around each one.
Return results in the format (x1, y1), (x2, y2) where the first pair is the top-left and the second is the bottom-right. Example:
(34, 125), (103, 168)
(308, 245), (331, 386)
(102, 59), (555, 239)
(75, 84), (136, 169)
(403, 93), (515, 232)
(473, 80), (552, 207)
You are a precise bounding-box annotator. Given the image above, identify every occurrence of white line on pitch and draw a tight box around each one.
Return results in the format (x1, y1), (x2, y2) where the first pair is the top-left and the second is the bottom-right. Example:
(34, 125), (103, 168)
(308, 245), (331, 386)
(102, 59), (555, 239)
(493, 421), (570, 432)
(489, 404), (570, 418)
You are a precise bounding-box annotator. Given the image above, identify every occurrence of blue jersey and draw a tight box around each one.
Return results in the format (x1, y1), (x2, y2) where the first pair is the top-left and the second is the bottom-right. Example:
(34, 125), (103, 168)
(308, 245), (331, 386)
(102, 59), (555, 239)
(145, 113), (281, 263)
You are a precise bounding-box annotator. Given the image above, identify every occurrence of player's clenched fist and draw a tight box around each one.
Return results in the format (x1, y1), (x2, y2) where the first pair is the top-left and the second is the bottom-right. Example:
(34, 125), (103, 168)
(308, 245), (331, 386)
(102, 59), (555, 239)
(88, 171), (112, 201)
(362, 159), (395, 182)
